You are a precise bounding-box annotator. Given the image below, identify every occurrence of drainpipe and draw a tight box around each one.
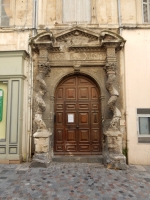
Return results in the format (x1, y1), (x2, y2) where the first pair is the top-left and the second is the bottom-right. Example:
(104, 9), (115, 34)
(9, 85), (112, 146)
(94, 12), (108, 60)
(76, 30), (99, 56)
(117, 0), (122, 35)
(32, 0), (38, 36)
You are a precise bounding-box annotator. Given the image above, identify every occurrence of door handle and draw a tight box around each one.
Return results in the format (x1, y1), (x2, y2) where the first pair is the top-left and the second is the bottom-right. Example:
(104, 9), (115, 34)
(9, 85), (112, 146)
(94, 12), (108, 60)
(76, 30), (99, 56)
(76, 125), (79, 129)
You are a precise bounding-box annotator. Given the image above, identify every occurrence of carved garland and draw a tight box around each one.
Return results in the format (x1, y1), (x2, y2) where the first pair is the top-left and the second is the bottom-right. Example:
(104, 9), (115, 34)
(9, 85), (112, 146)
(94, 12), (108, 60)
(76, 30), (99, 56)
(104, 63), (121, 130)
(34, 62), (50, 132)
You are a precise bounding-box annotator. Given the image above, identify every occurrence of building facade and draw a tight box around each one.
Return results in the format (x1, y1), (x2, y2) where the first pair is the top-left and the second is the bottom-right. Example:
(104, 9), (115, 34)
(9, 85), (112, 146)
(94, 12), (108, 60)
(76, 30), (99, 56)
(0, 0), (150, 167)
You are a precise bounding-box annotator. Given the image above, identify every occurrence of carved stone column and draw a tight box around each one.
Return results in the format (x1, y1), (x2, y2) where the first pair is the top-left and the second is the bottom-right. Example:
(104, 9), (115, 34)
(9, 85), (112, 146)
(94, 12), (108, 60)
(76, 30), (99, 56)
(31, 47), (52, 168)
(103, 45), (127, 170)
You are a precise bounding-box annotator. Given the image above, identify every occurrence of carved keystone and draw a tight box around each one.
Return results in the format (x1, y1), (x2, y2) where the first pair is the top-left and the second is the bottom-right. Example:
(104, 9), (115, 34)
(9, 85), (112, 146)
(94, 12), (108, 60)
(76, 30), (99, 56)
(74, 64), (81, 73)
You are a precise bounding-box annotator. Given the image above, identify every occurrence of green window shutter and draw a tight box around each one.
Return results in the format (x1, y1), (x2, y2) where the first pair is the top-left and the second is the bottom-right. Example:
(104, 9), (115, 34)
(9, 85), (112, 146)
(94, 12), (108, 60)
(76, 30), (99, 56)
(0, 89), (3, 122)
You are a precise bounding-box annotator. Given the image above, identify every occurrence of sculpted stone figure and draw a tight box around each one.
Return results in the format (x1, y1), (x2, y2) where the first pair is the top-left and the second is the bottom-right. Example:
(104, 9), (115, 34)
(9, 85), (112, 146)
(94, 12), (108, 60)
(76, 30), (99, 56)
(103, 61), (126, 169)
(34, 62), (50, 132)
(104, 63), (121, 130)
(34, 113), (46, 131)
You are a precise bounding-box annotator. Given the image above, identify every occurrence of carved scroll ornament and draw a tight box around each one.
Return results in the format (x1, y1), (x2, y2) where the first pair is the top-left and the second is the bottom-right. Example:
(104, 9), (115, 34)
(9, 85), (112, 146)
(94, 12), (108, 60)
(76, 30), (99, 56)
(104, 63), (121, 131)
(34, 62), (50, 132)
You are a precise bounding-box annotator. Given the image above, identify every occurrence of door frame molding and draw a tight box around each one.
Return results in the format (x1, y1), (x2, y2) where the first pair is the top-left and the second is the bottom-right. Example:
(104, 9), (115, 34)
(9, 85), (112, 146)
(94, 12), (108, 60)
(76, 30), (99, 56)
(53, 73), (103, 155)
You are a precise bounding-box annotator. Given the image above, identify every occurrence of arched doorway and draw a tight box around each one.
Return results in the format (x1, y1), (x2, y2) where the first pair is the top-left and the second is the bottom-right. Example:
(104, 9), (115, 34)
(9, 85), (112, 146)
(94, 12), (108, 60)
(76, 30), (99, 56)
(54, 75), (102, 155)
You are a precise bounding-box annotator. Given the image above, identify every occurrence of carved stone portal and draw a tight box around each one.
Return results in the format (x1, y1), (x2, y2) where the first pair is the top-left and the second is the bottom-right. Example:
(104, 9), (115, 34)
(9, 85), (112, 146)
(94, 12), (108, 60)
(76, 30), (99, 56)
(30, 26), (127, 169)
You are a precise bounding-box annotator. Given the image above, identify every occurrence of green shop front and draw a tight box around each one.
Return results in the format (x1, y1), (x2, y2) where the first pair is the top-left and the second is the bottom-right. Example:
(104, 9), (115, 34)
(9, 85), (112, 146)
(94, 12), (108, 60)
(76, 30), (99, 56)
(0, 51), (30, 164)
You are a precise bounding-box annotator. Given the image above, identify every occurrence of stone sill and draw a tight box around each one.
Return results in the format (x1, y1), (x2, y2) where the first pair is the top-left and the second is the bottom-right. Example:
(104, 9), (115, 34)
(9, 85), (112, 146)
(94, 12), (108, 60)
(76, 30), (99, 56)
(0, 159), (22, 164)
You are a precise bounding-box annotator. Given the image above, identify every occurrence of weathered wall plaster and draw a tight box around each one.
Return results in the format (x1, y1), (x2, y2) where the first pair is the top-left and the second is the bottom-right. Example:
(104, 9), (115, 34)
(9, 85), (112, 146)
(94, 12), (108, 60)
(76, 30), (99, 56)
(122, 29), (150, 165)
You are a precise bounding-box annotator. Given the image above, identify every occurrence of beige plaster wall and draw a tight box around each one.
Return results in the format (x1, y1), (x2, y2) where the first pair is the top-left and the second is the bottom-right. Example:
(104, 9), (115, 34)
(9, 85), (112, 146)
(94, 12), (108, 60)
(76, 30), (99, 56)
(121, 0), (136, 24)
(9, 0), (33, 27)
(1, 0), (145, 29)
(122, 29), (150, 165)
(96, 0), (118, 25)
(0, 32), (30, 51)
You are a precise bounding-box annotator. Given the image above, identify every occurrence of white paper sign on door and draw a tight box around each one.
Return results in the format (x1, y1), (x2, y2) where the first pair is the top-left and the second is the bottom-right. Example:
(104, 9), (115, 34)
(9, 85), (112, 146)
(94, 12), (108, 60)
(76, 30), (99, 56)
(68, 114), (74, 123)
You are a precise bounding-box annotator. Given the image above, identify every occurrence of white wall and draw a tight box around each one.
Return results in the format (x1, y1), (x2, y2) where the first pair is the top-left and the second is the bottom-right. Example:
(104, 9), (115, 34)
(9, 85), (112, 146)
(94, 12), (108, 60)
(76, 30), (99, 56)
(122, 29), (150, 165)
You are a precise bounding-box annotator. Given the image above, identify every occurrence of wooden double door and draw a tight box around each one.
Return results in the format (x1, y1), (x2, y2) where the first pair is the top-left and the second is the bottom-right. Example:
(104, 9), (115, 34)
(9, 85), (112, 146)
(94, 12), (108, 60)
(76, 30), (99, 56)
(54, 75), (102, 155)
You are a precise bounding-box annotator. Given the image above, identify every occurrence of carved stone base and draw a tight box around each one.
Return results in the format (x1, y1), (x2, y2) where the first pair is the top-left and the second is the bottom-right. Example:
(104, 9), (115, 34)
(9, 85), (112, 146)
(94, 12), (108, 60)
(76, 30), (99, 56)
(106, 153), (127, 170)
(104, 130), (122, 154)
(31, 152), (51, 168)
(31, 131), (52, 168)
(33, 131), (51, 153)
(103, 129), (127, 170)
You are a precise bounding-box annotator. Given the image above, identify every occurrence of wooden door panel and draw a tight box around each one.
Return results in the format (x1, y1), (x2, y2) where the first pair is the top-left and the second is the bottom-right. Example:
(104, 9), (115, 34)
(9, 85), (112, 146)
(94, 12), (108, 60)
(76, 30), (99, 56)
(78, 87), (89, 100)
(92, 145), (100, 152)
(57, 88), (64, 99)
(65, 103), (76, 110)
(79, 129), (90, 142)
(91, 112), (99, 124)
(63, 78), (76, 85)
(79, 112), (89, 124)
(91, 103), (99, 110)
(65, 88), (76, 100)
(79, 145), (90, 151)
(56, 104), (63, 110)
(78, 78), (91, 85)
(56, 112), (64, 125)
(66, 129), (77, 142)
(55, 129), (64, 143)
(56, 144), (64, 152)
(91, 87), (98, 99)
(91, 129), (100, 142)
(78, 103), (89, 110)
(66, 145), (77, 151)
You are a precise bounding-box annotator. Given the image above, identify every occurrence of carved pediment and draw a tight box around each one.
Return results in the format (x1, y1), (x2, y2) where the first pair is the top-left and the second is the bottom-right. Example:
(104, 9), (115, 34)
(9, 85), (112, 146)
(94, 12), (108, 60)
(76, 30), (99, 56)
(100, 30), (126, 48)
(55, 26), (100, 46)
(37, 35), (52, 42)
(29, 28), (126, 53)
(30, 32), (54, 45)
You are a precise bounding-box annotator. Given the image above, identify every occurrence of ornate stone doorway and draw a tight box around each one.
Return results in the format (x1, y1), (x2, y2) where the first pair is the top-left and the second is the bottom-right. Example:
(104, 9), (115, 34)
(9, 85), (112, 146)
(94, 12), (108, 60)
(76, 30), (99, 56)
(30, 26), (127, 169)
(54, 74), (102, 155)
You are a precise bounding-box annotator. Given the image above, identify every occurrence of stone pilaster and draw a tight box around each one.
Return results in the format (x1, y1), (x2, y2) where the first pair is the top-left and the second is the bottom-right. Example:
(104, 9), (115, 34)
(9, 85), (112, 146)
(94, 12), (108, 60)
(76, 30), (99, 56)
(103, 45), (127, 170)
(31, 47), (52, 168)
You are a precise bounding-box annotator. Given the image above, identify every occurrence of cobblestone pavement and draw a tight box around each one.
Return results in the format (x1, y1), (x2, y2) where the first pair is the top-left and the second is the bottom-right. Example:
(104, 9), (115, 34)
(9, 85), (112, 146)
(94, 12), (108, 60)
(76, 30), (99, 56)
(0, 162), (150, 200)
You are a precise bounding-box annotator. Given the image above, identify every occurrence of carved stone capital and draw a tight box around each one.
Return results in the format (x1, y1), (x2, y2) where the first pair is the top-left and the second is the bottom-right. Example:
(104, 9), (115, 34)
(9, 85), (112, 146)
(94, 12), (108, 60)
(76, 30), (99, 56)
(104, 63), (116, 74)
(38, 61), (51, 75)
(103, 43), (120, 49)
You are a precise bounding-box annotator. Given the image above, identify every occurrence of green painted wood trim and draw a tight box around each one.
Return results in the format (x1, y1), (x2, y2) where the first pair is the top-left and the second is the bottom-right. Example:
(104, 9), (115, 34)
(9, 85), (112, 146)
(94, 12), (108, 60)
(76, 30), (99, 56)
(0, 50), (30, 59)
(0, 75), (27, 80)
(0, 89), (4, 122)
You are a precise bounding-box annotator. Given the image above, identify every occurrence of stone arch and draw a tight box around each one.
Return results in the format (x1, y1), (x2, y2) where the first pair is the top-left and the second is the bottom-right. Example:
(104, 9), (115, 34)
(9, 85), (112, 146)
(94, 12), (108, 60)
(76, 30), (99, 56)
(52, 70), (105, 98)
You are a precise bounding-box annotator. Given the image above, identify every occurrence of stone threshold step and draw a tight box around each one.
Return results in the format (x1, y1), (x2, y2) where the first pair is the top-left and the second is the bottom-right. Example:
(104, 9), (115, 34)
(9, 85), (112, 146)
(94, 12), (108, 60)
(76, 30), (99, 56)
(52, 155), (103, 163)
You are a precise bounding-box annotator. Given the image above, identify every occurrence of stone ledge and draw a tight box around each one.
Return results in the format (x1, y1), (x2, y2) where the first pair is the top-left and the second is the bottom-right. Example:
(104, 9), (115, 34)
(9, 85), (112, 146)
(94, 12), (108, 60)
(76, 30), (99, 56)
(33, 131), (52, 138)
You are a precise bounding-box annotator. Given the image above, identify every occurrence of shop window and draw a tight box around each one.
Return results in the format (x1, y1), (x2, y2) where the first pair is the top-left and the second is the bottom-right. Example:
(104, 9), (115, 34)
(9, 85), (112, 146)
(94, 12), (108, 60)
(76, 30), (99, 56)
(137, 109), (150, 143)
(0, 0), (10, 26)
(143, 0), (150, 23)
(0, 81), (8, 140)
(63, 0), (91, 23)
